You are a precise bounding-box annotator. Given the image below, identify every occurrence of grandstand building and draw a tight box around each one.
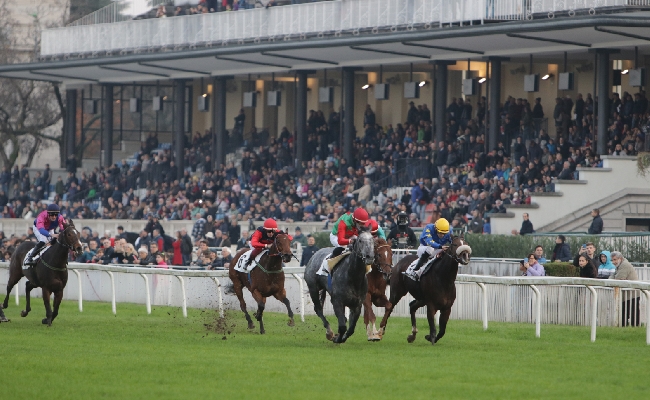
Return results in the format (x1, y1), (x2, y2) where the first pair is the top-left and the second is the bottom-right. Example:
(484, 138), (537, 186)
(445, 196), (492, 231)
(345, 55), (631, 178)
(1, 0), (650, 233)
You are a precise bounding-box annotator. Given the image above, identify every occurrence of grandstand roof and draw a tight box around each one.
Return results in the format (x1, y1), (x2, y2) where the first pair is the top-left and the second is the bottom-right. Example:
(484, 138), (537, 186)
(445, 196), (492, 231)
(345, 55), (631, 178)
(1, 14), (650, 84)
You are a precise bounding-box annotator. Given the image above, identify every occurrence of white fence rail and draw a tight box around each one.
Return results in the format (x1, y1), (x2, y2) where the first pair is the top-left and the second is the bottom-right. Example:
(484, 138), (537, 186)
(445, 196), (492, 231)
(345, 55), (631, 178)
(1, 262), (649, 344)
(42, 0), (650, 56)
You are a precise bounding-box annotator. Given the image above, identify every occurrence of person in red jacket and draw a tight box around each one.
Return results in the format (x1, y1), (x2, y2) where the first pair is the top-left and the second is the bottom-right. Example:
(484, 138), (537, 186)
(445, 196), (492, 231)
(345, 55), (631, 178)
(246, 218), (291, 268)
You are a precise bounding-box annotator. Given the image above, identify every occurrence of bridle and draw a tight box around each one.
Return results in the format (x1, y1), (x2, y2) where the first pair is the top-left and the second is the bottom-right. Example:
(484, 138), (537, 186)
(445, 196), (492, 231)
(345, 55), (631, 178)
(267, 233), (295, 262)
(373, 242), (392, 272)
(350, 233), (374, 265)
(56, 225), (77, 251)
(442, 236), (471, 265)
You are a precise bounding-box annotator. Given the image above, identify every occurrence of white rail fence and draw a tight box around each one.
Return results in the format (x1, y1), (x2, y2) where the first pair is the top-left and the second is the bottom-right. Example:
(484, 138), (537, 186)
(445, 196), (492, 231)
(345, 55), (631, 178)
(1, 262), (649, 344)
(41, 0), (650, 56)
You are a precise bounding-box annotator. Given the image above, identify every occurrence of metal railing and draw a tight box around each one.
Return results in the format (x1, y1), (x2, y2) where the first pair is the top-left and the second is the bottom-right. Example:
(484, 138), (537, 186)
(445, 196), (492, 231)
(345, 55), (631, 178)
(69, 0), (174, 27)
(2, 261), (649, 343)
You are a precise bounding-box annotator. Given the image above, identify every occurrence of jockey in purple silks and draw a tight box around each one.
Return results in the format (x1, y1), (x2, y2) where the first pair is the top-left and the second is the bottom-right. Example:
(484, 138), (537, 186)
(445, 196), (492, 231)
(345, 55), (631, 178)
(24, 203), (65, 266)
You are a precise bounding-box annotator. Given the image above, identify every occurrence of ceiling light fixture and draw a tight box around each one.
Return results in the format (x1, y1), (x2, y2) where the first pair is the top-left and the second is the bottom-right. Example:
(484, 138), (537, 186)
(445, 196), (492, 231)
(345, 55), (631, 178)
(541, 74), (553, 80)
(478, 77), (487, 84)
(418, 81), (426, 87)
(622, 69), (629, 75)
(361, 84), (370, 90)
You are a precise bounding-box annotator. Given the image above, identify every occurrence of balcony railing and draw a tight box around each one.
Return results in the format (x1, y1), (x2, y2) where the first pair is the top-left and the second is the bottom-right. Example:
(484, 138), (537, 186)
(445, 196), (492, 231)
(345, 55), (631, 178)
(42, 0), (650, 57)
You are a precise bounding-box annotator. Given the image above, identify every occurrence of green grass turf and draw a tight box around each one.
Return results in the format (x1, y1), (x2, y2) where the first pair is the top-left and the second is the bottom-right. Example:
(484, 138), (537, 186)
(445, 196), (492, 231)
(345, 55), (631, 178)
(1, 298), (649, 400)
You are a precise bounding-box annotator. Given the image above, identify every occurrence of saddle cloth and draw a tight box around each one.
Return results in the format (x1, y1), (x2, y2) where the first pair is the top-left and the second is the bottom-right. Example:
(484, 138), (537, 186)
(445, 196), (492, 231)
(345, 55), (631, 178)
(22, 245), (50, 269)
(233, 249), (268, 273)
(404, 256), (438, 281)
(316, 250), (350, 276)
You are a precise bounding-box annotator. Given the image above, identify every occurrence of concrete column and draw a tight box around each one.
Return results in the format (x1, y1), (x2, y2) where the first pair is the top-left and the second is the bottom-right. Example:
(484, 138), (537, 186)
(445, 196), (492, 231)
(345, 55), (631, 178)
(102, 84), (114, 168)
(174, 80), (186, 178)
(212, 77), (228, 168)
(65, 89), (77, 160)
(596, 52), (610, 156)
(434, 61), (454, 144)
(295, 71), (308, 169)
(488, 58), (503, 151)
(342, 67), (356, 165)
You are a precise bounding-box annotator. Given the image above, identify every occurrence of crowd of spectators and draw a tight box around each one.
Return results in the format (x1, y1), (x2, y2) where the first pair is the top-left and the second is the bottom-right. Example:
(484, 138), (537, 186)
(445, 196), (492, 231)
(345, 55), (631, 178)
(0, 88), (646, 252)
(148, 0), (301, 18)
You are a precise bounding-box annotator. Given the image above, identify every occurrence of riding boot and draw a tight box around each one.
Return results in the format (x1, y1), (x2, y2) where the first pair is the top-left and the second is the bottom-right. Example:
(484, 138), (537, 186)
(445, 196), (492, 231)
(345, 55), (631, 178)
(25, 241), (46, 266)
(330, 247), (345, 259)
(412, 254), (429, 273)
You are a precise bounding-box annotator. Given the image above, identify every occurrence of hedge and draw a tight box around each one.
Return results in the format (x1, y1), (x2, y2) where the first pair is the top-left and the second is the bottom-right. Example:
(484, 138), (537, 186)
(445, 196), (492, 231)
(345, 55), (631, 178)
(307, 232), (650, 263)
(543, 262), (579, 277)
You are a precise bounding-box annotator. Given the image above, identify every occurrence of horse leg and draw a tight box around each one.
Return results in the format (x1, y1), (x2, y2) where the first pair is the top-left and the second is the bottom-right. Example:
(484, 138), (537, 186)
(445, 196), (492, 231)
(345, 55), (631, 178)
(332, 303), (348, 344)
(20, 280), (36, 318)
(424, 305), (438, 345)
(233, 276), (254, 329)
(273, 288), (294, 327)
(434, 308), (452, 343)
(251, 290), (266, 334)
(406, 299), (423, 343)
(3, 272), (22, 309)
(41, 288), (53, 326)
(341, 304), (362, 343)
(50, 290), (64, 323)
(380, 283), (405, 337)
(373, 294), (392, 340)
(310, 288), (333, 340)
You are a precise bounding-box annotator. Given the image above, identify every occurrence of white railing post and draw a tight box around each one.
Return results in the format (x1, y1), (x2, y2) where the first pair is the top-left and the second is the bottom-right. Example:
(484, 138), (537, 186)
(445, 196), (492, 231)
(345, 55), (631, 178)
(614, 287), (621, 327)
(71, 269), (83, 312)
(140, 274), (151, 315)
(586, 285), (598, 342)
(530, 285), (541, 338)
(477, 282), (488, 330)
(292, 273), (305, 323)
(105, 271), (116, 315)
(213, 277), (224, 319)
(639, 290), (650, 345)
(176, 276), (187, 318)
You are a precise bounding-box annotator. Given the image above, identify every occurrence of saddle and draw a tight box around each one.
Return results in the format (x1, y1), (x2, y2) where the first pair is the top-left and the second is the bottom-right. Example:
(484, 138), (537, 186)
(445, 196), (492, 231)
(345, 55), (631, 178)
(405, 254), (441, 281)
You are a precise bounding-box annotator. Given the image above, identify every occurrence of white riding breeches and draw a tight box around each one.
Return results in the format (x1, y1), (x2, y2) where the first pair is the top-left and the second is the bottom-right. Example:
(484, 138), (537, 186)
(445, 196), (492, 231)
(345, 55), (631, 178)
(417, 245), (442, 259)
(330, 233), (343, 248)
(33, 224), (52, 243)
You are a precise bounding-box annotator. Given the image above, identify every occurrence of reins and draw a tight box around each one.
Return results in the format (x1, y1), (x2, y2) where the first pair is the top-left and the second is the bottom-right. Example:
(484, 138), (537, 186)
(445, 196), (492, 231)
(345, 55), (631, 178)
(36, 226), (77, 272)
(258, 234), (292, 274)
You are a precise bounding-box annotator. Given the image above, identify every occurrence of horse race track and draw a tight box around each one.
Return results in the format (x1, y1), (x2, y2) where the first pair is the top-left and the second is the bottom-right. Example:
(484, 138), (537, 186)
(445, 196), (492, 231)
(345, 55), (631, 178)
(2, 299), (649, 399)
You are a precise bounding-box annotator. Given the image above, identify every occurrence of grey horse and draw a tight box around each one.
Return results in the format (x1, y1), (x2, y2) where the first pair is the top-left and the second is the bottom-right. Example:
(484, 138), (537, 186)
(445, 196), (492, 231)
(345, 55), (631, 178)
(304, 231), (374, 343)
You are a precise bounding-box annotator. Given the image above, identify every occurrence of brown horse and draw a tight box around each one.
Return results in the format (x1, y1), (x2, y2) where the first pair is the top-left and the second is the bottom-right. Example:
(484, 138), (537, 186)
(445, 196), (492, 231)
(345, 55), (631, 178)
(363, 238), (393, 341)
(228, 233), (295, 334)
(379, 235), (471, 345)
(1, 219), (83, 326)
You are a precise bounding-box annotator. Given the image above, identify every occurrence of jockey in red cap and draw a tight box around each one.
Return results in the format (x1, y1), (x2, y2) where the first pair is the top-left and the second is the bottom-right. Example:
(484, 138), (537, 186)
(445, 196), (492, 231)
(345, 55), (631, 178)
(368, 219), (386, 240)
(246, 219), (291, 267)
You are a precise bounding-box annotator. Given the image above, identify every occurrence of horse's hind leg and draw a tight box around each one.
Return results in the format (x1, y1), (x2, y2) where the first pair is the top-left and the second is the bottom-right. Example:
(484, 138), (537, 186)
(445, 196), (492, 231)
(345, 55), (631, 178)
(310, 288), (333, 340)
(233, 276), (254, 329)
(20, 281), (36, 318)
(407, 299), (423, 343)
(273, 288), (294, 327)
(434, 308), (451, 343)
(41, 288), (53, 326)
(373, 294), (391, 340)
(0, 306), (7, 322)
(424, 305), (438, 345)
(3, 271), (22, 309)
(50, 290), (64, 323)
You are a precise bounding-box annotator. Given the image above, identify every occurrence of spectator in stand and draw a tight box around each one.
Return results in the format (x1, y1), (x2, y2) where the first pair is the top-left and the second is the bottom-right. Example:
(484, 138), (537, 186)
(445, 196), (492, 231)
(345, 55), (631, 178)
(152, 228), (164, 251)
(137, 247), (149, 265)
(610, 251), (640, 326)
(135, 230), (151, 250)
(533, 245), (547, 264)
(577, 254), (597, 278)
(148, 242), (162, 262)
(292, 227), (307, 247)
(300, 235), (319, 267)
(512, 213), (534, 235)
(588, 209), (603, 234)
(551, 235), (571, 262)
(521, 253), (545, 276)
(119, 243), (138, 264)
(172, 231), (183, 266)
(236, 230), (249, 250)
(180, 228), (193, 265)
(100, 238), (115, 264)
(210, 247), (232, 270)
(77, 241), (98, 263)
(192, 212), (206, 242)
(205, 231), (217, 247)
(155, 254), (169, 269)
(598, 250), (616, 278)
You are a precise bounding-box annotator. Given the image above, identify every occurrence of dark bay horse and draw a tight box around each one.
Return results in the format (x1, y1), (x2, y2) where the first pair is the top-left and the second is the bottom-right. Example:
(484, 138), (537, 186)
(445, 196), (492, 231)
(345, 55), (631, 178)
(1, 219), (83, 326)
(364, 238), (393, 341)
(304, 231), (374, 343)
(379, 235), (471, 345)
(229, 233), (294, 334)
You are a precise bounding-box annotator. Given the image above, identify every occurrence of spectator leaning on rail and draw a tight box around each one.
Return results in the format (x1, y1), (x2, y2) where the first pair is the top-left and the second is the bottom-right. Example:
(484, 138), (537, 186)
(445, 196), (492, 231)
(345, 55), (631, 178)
(609, 251), (640, 326)
(597, 250), (615, 278)
(588, 209), (603, 234)
(521, 253), (545, 276)
(576, 254), (597, 278)
(551, 235), (571, 262)
(573, 241), (602, 272)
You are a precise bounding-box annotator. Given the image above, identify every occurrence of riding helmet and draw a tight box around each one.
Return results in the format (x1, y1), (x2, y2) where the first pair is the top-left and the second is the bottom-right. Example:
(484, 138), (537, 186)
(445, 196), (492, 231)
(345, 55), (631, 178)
(263, 218), (278, 230)
(434, 218), (450, 234)
(47, 203), (60, 215)
(369, 219), (379, 236)
(352, 208), (369, 224)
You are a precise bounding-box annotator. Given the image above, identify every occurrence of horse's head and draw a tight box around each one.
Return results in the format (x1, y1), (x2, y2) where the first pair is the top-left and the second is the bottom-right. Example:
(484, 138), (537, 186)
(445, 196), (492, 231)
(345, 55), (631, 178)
(273, 233), (294, 263)
(373, 238), (393, 280)
(353, 230), (375, 265)
(449, 234), (472, 265)
(61, 219), (83, 257)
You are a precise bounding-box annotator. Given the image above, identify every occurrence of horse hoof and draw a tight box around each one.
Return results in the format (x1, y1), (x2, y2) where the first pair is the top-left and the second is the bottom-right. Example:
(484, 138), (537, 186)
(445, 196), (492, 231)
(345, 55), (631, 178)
(0, 317), (9, 323)
(20, 311), (28, 318)
(247, 322), (255, 330)
(326, 331), (334, 341)
(42, 318), (49, 325)
(407, 335), (416, 343)
(287, 319), (295, 327)
(260, 330), (266, 335)
(425, 335), (436, 344)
